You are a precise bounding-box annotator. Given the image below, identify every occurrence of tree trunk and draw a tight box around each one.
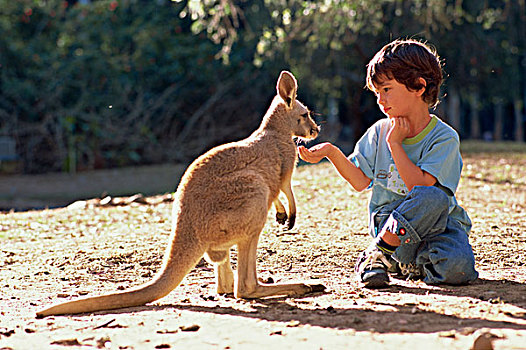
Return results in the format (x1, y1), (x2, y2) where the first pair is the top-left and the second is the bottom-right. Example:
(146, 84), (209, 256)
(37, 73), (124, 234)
(447, 86), (461, 132)
(323, 97), (342, 142)
(515, 99), (524, 142)
(494, 99), (504, 141)
(469, 90), (481, 139)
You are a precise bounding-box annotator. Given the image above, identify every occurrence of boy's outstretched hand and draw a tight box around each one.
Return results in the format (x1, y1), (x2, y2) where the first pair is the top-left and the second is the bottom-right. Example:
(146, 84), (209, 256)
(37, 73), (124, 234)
(298, 142), (335, 163)
(299, 142), (371, 191)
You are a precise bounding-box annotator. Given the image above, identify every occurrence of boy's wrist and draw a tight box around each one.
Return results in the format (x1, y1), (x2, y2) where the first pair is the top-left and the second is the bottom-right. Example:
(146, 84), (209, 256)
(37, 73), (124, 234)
(325, 143), (337, 159)
(388, 140), (403, 153)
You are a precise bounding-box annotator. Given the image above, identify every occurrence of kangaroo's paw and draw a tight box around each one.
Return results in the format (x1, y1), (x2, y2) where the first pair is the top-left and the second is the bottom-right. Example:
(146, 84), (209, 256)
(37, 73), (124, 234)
(287, 213), (296, 230)
(276, 212), (287, 225)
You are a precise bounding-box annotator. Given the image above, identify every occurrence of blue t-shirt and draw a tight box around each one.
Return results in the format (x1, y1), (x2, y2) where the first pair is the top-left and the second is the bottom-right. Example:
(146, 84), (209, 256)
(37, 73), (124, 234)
(350, 115), (472, 235)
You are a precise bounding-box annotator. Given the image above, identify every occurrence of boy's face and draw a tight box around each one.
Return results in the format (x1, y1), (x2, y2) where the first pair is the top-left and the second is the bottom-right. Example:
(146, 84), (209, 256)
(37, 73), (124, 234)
(372, 77), (425, 119)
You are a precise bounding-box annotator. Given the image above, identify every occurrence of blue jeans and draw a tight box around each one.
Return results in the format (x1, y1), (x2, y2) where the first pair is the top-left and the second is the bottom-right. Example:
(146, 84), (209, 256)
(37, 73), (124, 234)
(372, 186), (479, 285)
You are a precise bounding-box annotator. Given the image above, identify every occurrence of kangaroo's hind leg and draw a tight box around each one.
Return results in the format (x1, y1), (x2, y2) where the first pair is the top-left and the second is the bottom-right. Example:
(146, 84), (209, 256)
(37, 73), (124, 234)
(205, 249), (234, 295)
(235, 232), (325, 299)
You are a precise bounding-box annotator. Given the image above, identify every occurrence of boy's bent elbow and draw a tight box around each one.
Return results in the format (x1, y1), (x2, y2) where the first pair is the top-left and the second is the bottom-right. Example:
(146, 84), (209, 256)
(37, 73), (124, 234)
(354, 181), (371, 192)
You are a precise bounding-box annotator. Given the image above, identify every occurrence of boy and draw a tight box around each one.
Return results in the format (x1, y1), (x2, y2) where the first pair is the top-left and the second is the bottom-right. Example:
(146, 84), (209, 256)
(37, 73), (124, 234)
(298, 39), (478, 288)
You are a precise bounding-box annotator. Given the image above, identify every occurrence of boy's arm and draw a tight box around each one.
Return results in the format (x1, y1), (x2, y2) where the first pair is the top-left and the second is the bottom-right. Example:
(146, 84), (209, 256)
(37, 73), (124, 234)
(298, 143), (371, 191)
(389, 143), (437, 190)
(388, 117), (437, 190)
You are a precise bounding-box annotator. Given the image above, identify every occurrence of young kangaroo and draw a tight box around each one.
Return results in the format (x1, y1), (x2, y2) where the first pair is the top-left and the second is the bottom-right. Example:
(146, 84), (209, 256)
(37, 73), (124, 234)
(36, 71), (324, 317)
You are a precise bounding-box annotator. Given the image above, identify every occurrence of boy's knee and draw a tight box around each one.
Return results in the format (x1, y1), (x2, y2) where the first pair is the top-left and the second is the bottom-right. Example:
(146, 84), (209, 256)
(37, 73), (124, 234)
(409, 185), (449, 212)
(425, 251), (478, 285)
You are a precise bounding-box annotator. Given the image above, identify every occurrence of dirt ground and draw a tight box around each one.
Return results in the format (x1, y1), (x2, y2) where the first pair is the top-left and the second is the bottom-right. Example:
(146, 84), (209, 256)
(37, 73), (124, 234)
(1, 144), (525, 349)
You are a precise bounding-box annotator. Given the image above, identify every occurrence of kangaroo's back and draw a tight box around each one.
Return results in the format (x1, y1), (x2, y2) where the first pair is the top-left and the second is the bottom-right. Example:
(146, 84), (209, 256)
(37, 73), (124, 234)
(178, 133), (290, 205)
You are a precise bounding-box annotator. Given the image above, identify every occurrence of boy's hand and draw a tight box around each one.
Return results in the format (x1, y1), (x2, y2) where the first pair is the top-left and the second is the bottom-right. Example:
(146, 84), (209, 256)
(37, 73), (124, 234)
(387, 117), (411, 146)
(298, 143), (334, 163)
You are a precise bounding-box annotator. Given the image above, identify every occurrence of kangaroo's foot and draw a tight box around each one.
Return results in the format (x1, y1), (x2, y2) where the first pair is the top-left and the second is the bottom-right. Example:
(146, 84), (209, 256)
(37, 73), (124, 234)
(236, 281), (326, 299)
(286, 213), (295, 230)
(236, 234), (326, 299)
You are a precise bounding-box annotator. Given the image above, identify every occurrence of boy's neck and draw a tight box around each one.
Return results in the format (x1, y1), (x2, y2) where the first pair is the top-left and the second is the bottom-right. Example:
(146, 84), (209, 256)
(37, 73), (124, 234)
(406, 108), (432, 138)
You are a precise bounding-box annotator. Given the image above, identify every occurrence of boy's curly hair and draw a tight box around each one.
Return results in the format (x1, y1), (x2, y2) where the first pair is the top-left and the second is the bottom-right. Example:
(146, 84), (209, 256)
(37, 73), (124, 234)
(366, 39), (443, 108)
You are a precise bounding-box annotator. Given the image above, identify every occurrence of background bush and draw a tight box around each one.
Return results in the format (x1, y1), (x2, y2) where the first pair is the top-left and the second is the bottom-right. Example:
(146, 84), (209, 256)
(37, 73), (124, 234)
(0, 0), (524, 174)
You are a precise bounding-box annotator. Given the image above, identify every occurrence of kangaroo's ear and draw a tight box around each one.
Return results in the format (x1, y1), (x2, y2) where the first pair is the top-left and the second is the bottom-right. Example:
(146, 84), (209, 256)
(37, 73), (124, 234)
(277, 71), (297, 109)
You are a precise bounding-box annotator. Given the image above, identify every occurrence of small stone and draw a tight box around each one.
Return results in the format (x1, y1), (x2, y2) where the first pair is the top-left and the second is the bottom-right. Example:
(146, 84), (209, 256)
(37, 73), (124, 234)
(179, 324), (200, 332)
(51, 338), (82, 346)
(472, 331), (495, 350)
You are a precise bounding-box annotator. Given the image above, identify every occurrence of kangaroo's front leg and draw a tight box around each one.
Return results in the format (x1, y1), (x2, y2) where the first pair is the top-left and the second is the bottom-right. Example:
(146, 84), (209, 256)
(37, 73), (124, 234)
(281, 176), (296, 230)
(273, 198), (288, 225)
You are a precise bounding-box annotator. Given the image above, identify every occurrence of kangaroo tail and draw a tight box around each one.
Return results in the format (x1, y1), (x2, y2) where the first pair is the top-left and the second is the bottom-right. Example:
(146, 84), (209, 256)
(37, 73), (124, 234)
(36, 231), (205, 317)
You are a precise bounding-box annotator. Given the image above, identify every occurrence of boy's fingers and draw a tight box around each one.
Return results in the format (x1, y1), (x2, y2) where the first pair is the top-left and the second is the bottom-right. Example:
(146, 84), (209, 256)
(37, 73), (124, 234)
(298, 147), (310, 160)
(309, 142), (326, 152)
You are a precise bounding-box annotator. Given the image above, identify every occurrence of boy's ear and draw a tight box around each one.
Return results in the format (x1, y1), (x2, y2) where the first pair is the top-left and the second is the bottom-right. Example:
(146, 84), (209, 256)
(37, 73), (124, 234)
(277, 71), (297, 109)
(416, 77), (427, 96)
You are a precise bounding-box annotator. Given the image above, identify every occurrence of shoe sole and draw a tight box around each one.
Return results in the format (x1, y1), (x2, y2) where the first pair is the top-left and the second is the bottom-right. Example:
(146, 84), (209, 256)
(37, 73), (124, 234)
(362, 274), (390, 288)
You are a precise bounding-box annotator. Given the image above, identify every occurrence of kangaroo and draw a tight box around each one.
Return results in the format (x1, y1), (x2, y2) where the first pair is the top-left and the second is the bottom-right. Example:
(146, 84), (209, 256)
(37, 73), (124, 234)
(36, 71), (324, 317)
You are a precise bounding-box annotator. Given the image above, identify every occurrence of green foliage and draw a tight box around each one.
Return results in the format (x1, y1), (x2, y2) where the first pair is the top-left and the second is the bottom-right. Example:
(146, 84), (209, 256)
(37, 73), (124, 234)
(0, 0), (524, 173)
(181, 0), (526, 140)
(0, 0), (273, 173)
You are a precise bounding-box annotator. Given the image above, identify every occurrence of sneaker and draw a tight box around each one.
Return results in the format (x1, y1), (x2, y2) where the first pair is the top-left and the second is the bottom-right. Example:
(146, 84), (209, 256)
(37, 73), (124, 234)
(355, 246), (393, 288)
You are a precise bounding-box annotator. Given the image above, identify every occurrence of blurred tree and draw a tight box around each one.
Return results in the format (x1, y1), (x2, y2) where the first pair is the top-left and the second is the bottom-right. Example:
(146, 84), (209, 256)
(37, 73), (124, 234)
(0, 0), (271, 173)
(180, 0), (525, 142)
(1, 0), (524, 174)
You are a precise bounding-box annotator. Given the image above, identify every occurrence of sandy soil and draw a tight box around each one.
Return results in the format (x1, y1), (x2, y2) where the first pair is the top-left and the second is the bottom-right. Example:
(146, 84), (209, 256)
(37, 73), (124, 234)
(1, 150), (525, 349)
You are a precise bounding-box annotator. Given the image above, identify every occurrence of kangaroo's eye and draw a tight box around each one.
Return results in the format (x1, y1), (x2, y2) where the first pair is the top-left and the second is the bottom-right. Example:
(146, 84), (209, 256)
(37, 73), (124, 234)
(301, 113), (309, 118)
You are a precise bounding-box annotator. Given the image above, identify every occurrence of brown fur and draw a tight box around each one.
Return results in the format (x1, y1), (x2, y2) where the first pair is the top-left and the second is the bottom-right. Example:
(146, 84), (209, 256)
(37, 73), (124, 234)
(36, 71), (324, 317)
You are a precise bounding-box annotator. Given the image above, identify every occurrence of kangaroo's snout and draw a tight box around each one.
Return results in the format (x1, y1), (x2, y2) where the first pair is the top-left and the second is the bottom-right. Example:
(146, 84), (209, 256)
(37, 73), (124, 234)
(310, 125), (320, 137)
(297, 113), (320, 141)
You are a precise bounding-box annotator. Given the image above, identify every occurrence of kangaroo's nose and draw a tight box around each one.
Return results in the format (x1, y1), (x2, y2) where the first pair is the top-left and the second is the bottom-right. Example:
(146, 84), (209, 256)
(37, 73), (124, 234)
(310, 125), (320, 136)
